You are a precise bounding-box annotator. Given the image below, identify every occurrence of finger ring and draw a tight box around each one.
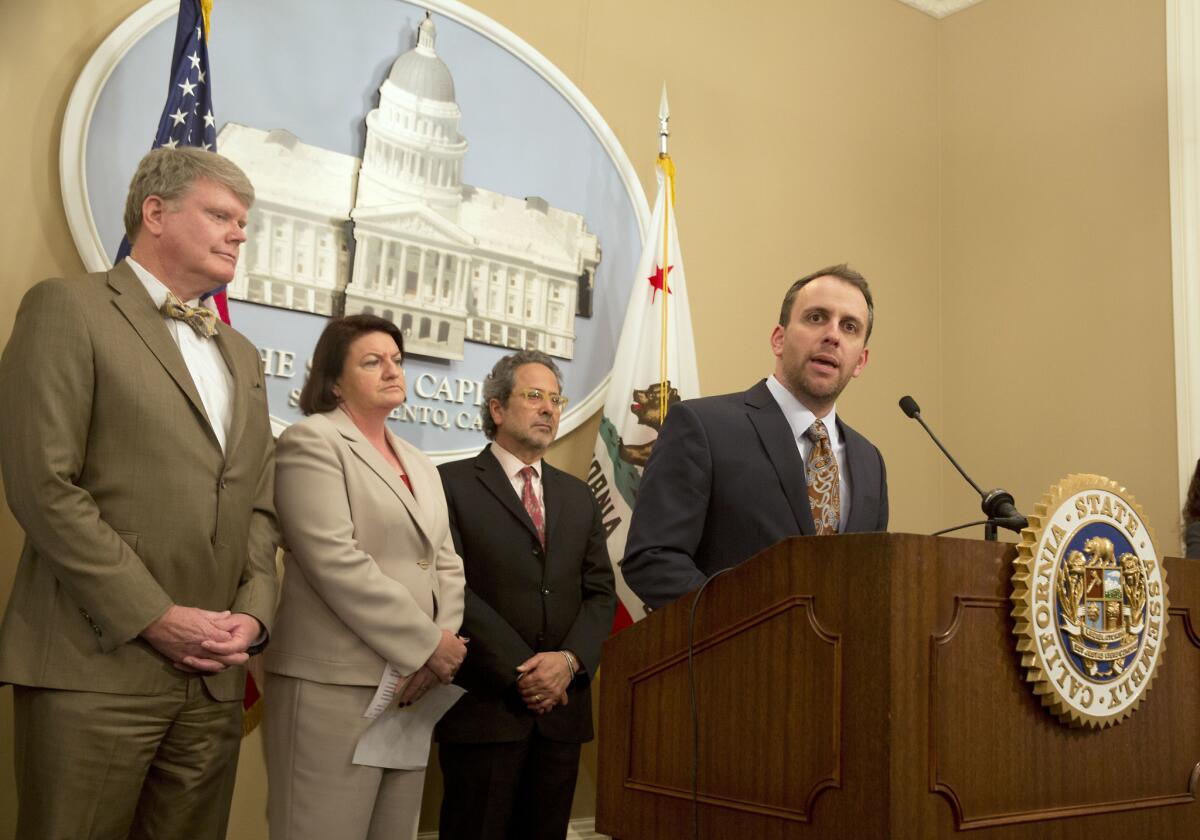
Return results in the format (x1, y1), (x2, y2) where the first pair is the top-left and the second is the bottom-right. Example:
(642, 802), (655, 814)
(533, 693), (542, 702)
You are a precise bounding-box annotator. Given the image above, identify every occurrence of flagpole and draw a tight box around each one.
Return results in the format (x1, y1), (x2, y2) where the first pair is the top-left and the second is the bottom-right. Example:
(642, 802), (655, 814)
(657, 85), (673, 422)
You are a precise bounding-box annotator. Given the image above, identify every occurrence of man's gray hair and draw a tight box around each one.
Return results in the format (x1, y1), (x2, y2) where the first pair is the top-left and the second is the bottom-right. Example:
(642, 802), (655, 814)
(124, 147), (255, 241)
(482, 350), (563, 440)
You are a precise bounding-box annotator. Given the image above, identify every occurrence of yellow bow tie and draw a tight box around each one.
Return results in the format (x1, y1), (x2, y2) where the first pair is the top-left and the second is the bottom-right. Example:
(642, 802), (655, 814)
(161, 292), (218, 339)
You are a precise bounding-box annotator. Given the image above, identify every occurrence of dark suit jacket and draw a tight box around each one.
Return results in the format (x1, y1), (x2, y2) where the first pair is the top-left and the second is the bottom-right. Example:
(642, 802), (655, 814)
(0, 261), (278, 701)
(1186, 520), (1200, 559)
(435, 447), (616, 744)
(622, 379), (888, 609)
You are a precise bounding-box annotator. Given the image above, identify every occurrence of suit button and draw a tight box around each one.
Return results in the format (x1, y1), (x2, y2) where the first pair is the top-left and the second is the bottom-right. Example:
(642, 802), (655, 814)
(541, 588), (551, 596)
(219, 478), (228, 489)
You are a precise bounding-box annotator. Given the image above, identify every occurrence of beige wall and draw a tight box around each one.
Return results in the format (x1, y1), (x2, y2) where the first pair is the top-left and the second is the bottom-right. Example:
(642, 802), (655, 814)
(938, 0), (1179, 544)
(0, 0), (1178, 837)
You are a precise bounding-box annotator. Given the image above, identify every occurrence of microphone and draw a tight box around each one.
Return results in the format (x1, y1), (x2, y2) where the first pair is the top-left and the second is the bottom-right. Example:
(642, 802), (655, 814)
(897, 395), (1028, 538)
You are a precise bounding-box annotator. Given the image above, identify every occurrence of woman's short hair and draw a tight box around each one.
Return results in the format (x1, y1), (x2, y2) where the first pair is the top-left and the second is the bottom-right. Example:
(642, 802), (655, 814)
(299, 315), (406, 415)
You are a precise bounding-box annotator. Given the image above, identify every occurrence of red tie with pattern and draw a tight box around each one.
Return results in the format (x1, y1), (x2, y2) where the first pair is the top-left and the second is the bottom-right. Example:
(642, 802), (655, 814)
(519, 466), (546, 547)
(805, 420), (841, 535)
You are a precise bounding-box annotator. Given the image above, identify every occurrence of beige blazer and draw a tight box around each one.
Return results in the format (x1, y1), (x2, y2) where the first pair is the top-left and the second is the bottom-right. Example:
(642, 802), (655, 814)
(266, 410), (464, 684)
(0, 262), (279, 701)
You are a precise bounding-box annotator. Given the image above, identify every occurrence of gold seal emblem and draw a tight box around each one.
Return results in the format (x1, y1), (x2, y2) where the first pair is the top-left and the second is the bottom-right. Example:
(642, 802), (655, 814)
(1011, 474), (1168, 728)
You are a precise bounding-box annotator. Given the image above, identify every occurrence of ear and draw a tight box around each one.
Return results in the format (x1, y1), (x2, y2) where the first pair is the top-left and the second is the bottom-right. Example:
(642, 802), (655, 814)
(769, 323), (786, 359)
(140, 195), (169, 236)
(850, 346), (870, 378)
(487, 397), (505, 427)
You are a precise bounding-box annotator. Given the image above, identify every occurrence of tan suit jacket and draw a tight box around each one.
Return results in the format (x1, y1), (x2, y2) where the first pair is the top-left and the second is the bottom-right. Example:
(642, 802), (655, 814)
(0, 261), (279, 702)
(266, 409), (465, 684)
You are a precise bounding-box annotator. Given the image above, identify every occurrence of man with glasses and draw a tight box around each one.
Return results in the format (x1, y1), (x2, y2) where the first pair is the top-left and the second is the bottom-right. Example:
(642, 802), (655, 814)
(435, 350), (616, 840)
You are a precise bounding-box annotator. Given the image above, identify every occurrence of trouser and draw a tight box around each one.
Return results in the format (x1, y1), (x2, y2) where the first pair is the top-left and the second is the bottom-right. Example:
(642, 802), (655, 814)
(13, 679), (243, 840)
(438, 733), (582, 840)
(263, 673), (426, 840)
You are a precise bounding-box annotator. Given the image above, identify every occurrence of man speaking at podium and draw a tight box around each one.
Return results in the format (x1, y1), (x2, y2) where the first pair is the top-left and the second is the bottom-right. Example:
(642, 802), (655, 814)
(622, 264), (888, 609)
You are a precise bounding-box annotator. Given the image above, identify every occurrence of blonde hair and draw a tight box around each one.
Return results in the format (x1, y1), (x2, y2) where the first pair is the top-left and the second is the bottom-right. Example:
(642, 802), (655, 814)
(124, 147), (255, 241)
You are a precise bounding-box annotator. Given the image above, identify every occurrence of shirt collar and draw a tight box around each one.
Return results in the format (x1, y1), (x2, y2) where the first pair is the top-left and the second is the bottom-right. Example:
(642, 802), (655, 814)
(490, 441), (542, 480)
(765, 374), (841, 449)
(126, 257), (215, 312)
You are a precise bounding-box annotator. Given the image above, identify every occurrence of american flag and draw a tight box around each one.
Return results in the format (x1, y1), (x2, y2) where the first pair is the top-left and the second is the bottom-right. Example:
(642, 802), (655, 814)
(149, 0), (217, 153)
(116, 0), (228, 319)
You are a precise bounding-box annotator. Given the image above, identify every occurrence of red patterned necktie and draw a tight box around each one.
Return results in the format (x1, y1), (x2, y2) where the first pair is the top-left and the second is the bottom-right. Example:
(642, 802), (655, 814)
(805, 420), (841, 535)
(519, 466), (545, 547)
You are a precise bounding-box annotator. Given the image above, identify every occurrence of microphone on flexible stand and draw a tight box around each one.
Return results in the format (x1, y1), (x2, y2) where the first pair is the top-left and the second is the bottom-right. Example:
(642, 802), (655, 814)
(898, 395), (1028, 541)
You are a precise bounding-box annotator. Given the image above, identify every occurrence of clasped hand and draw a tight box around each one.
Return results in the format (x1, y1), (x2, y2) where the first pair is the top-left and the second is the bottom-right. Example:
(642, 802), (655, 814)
(395, 630), (467, 706)
(515, 651), (572, 715)
(140, 605), (262, 673)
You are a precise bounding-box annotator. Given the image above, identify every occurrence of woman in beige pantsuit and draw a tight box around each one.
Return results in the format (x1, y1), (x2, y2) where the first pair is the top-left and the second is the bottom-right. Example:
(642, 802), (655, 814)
(264, 314), (467, 840)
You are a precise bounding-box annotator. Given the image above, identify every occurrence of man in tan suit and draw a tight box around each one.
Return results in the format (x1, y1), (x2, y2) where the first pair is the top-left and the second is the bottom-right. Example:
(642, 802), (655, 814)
(0, 148), (279, 839)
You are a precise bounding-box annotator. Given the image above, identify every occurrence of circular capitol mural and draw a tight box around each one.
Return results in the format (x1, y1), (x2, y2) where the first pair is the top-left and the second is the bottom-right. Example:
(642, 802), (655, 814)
(62, 0), (649, 458)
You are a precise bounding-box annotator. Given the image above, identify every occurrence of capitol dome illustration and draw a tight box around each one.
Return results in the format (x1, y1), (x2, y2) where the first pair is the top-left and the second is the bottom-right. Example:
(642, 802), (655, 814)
(219, 14), (600, 360)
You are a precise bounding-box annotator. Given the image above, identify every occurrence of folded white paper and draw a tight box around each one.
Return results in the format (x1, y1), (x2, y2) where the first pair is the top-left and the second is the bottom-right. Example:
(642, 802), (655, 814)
(353, 682), (466, 770)
(363, 663), (407, 720)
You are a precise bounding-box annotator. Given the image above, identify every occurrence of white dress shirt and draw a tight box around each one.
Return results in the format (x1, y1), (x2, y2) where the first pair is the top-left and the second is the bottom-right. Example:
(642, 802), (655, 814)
(490, 441), (544, 508)
(764, 374), (851, 530)
(128, 258), (234, 453)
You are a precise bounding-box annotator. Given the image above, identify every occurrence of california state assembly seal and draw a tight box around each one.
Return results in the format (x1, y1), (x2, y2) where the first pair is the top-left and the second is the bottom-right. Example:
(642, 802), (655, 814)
(1011, 474), (1168, 728)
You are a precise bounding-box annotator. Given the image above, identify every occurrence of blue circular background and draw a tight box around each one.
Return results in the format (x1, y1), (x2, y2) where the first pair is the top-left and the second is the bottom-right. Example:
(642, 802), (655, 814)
(81, 0), (643, 454)
(1055, 521), (1143, 682)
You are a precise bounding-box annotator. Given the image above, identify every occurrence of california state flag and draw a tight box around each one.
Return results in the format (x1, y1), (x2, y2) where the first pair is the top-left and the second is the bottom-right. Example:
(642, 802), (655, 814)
(590, 152), (700, 631)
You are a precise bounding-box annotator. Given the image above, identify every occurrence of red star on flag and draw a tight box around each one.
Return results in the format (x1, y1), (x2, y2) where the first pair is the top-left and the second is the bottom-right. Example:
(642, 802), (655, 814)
(648, 263), (673, 302)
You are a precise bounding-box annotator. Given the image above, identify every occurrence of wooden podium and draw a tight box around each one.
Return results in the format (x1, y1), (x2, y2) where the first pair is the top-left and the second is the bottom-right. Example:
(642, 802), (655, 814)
(596, 534), (1200, 839)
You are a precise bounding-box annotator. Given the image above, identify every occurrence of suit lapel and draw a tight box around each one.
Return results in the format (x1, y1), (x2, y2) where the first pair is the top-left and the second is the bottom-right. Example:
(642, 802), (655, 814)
(213, 325), (248, 461)
(389, 430), (441, 546)
(745, 381), (816, 536)
(107, 262), (220, 451)
(474, 448), (543, 546)
(839, 418), (869, 533)
(542, 463), (564, 550)
(326, 410), (435, 548)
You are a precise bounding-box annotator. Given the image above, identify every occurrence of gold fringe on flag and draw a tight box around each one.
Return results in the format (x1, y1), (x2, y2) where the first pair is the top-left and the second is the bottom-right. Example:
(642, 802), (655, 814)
(657, 152), (676, 206)
(200, 0), (213, 38)
(242, 694), (264, 737)
(656, 153), (676, 422)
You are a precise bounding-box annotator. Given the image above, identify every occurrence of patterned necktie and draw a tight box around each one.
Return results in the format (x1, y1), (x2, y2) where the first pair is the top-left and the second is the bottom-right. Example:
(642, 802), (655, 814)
(161, 292), (218, 339)
(519, 466), (546, 547)
(805, 419), (841, 535)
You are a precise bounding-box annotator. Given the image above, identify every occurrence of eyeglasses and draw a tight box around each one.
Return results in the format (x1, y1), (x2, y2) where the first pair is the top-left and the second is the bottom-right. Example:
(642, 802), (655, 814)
(515, 388), (569, 409)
